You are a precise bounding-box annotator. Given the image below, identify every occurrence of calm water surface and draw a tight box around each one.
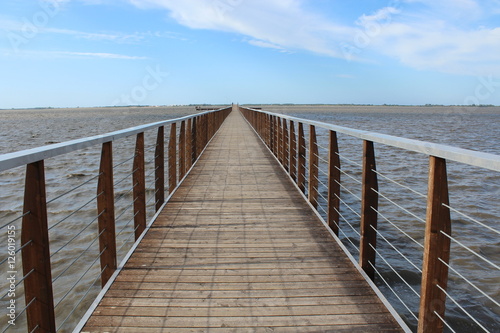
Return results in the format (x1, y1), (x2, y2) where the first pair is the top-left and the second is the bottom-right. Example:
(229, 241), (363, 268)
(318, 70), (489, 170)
(0, 105), (498, 332)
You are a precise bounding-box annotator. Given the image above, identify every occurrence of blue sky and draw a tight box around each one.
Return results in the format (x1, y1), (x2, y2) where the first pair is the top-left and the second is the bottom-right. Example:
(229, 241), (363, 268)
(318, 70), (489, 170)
(1, 0), (499, 108)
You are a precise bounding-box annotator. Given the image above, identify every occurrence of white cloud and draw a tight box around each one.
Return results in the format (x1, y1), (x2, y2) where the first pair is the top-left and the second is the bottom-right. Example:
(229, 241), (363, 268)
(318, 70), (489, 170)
(126, 0), (500, 76)
(53, 51), (148, 59)
(364, 2), (500, 75)
(127, 0), (354, 58)
(1, 49), (147, 60)
(0, 17), (185, 43)
(247, 39), (287, 52)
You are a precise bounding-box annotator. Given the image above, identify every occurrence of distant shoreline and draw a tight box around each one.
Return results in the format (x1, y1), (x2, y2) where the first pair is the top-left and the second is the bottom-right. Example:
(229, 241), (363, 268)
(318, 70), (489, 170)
(1, 104), (499, 115)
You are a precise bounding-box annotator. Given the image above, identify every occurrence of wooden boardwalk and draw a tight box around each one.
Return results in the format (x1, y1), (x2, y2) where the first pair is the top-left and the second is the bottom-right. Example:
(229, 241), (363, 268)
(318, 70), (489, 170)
(81, 110), (403, 332)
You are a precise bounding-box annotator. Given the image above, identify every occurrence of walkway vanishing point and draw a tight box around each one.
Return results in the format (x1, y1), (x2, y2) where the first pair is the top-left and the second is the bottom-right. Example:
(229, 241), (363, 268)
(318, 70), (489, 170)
(79, 107), (405, 332)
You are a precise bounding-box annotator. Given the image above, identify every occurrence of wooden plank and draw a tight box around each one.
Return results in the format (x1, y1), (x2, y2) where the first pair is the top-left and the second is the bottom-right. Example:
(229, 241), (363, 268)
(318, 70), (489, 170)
(359, 140), (378, 280)
(418, 156), (451, 333)
(83, 111), (403, 332)
(93, 304), (388, 317)
(97, 142), (117, 287)
(82, 325), (402, 333)
(85, 313), (397, 328)
(100, 295), (379, 307)
(21, 160), (56, 333)
(132, 132), (146, 240)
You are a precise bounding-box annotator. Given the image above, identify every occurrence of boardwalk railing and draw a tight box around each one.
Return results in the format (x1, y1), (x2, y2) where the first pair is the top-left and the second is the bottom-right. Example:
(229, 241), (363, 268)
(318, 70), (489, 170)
(240, 106), (500, 333)
(0, 107), (231, 332)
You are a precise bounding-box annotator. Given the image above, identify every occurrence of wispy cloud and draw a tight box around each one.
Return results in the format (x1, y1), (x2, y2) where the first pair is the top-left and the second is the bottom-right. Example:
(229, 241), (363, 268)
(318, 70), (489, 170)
(127, 0), (353, 58)
(0, 17), (187, 43)
(127, 0), (500, 76)
(1, 49), (147, 60)
(53, 51), (148, 59)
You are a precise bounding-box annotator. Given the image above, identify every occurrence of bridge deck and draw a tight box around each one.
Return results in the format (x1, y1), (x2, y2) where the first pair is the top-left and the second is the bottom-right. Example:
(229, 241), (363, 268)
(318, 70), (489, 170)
(81, 110), (403, 332)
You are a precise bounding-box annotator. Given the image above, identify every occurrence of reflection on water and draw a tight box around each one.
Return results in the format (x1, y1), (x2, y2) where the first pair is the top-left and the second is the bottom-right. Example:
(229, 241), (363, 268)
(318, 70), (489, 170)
(0, 105), (499, 332)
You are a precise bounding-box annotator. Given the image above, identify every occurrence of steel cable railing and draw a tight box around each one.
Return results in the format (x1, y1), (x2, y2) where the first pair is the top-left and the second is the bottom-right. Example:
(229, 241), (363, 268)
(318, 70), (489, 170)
(240, 106), (500, 333)
(0, 106), (232, 332)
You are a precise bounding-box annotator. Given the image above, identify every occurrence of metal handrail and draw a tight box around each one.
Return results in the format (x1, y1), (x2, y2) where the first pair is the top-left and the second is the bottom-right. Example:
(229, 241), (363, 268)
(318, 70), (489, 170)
(0, 108), (224, 172)
(239, 106), (499, 333)
(0, 106), (233, 333)
(244, 107), (500, 172)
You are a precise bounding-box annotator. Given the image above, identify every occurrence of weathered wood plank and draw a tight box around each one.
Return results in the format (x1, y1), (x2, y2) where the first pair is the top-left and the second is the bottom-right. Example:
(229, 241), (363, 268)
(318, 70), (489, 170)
(82, 110), (403, 332)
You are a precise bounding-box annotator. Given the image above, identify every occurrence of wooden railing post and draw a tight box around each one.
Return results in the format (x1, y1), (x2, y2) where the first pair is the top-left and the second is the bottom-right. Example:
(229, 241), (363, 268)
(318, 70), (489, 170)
(191, 117), (197, 163)
(328, 131), (341, 235)
(283, 119), (289, 171)
(418, 156), (451, 333)
(97, 142), (117, 287)
(155, 127), (165, 211)
(297, 122), (306, 193)
(133, 132), (146, 240)
(359, 140), (378, 280)
(290, 121), (297, 181)
(21, 160), (56, 333)
(179, 121), (186, 179)
(168, 123), (177, 193)
(278, 118), (283, 164)
(274, 116), (279, 157)
(208, 113), (213, 139)
(203, 114), (208, 149)
(186, 119), (193, 169)
(259, 112), (263, 137)
(197, 115), (201, 155)
(197, 116), (203, 156)
(308, 125), (319, 208)
(270, 116), (275, 153)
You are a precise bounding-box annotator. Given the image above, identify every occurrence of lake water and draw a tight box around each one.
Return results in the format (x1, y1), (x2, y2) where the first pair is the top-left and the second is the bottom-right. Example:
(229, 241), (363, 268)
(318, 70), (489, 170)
(0, 105), (498, 332)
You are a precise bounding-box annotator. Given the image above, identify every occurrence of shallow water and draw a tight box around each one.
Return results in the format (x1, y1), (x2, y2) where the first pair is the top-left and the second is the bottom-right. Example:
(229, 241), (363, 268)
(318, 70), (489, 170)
(0, 105), (498, 332)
